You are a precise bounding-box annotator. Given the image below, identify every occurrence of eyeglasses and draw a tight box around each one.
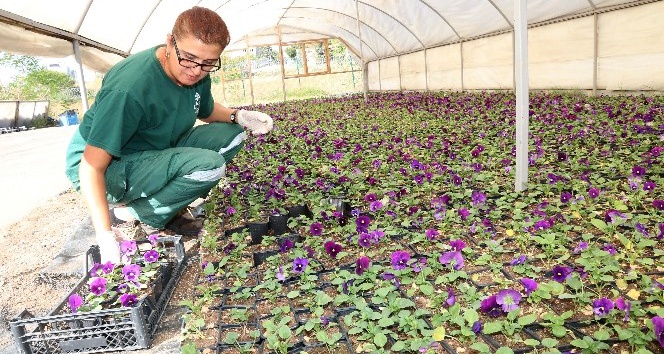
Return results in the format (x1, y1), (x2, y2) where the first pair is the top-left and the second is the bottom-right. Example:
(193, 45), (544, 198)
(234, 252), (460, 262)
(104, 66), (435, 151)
(171, 37), (221, 72)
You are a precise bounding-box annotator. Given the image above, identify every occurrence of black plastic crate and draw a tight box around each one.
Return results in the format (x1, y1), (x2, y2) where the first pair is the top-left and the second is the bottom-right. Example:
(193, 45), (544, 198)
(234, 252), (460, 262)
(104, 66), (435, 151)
(10, 236), (186, 354)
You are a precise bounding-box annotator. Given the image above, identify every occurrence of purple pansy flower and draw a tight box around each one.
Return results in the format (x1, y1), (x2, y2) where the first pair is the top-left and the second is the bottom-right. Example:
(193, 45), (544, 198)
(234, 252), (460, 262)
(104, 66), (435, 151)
(631, 165), (646, 177)
(148, 233), (159, 247)
(573, 241), (588, 254)
(276, 266), (286, 281)
(324, 241), (343, 258)
(551, 265), (573, 283)
(439, 251), (464, 270)
(120, 293), (138, 307)
(471, 190), (486, 206)
(120, 240), (137, 256)
(615, 297), (631, 322)
(444, 288), (456, 307)
(521, 278), (538, 296)
(355, 256), (370, 275)
(355, 215), (371, 232)
(592, 298), (614, 317)
(68, 294), (83, 313)
(369, 200), (383, 211)
(496, 289), (522, 312)
(89, 277), (107, 296)
(472, 320), (483, 334)
(653, 200), (664, 211)
(588, 187), (600, 199)
(603, 243), (617, 256)
(560, 191), (573, 204)
(293, 257), (309, 274)
(117, 283), (130, 294)
(390, 250), (411, 270)
(635, 223), (649, 237)
(480, 295), (502, 317)
(226, 206), (236, 215)
(449, 239), (466, 252)
(425, 229), (439, 240)
(458, 208), (470, 221)
(358, 233), (372, 247)
(144, 249), (159, 263)
(652, 316), (664, 348)
(643, 181), (656, 192)
(279, 238), (294, 253)
(309, 222), (323, 236)
(122, 264), (141, 282)
(101, 261), (115, 274)
(510, 255), (527, 266)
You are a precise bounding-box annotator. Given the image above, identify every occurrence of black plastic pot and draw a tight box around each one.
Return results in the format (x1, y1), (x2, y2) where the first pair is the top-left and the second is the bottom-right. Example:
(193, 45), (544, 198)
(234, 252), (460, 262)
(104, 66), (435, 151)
(269, 213), (290, 236)
(253, 249), (279, 268)
(248, 221), (269, 245)
(288, 204), (313, 219)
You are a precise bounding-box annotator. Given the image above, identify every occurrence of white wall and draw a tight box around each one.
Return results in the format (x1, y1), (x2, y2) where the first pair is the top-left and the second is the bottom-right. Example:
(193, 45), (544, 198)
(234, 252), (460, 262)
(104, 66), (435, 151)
(367, 1), (664, 92)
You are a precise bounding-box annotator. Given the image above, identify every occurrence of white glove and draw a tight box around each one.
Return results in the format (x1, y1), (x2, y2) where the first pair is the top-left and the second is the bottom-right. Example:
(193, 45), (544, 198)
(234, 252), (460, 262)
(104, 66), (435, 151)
(237, 110), (274, 135)
(95, 230), (121, 264)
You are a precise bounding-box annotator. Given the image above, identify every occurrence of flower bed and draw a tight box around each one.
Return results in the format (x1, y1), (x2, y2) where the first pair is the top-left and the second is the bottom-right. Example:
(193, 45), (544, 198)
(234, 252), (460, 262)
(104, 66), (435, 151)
(10, 236), (185, 354)
(184, 91), (664, 353)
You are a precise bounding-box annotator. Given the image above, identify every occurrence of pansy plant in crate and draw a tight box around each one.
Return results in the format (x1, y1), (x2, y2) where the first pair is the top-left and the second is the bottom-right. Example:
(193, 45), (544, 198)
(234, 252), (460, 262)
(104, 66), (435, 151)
(67, 236), (165, 313)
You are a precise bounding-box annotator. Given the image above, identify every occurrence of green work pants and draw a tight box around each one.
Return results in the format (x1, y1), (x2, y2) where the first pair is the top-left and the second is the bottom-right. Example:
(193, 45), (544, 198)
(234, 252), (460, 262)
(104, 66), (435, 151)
(105, 122), (245, 228)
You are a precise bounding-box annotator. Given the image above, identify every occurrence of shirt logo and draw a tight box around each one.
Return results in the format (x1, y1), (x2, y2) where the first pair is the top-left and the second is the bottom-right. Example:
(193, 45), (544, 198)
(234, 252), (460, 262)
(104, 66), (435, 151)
(194, 92), (201, 115)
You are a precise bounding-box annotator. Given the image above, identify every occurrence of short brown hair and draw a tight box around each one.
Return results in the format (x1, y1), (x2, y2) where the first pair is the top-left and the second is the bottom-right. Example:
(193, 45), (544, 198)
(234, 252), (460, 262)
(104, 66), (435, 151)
(172, 6), (230, 49)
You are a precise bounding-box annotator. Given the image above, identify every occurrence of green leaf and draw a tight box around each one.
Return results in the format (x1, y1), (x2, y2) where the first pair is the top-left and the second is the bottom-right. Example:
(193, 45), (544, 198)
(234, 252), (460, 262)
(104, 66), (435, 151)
(552, 325), (567, 338)
(523, 339), (540, 347)
(223, 331), (239, 344)
(541, 338), (558, 348)
(181, 342), (200, 354)
(495, 347), (515, 354)
(374, 333), (388, 347)
(593, 330), (610, 341)
(391, 341), (406, 351)
(590, 218), (608, 232)
(286, 290), (300, 298)
(470, 342), (491, 353)
(419, 283), (434, 296)
(483, 321), (503, 334)
(517, 313), (537, 326)
(570, 339), (589, 349)
(378, 317), (394, 327)
(277, 325), (291, 340)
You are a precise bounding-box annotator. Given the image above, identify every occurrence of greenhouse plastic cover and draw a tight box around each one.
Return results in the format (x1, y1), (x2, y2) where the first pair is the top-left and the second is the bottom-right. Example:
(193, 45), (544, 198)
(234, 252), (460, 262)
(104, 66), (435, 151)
(0, 0), (652, 74)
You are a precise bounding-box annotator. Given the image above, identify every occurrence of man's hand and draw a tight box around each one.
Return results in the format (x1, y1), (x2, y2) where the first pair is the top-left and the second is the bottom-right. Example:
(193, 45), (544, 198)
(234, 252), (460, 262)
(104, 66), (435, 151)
(237, 110), (274, 135)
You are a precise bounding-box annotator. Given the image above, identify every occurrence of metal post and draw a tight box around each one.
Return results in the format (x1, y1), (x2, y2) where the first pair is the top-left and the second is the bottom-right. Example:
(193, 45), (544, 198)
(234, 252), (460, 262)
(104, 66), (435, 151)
(514, 0), (529, 192)
(72, 39), (89, 113)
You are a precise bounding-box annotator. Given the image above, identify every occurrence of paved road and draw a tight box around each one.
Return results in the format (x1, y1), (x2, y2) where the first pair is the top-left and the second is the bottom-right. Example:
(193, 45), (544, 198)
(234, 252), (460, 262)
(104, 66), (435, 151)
(0, 125), (78, 231)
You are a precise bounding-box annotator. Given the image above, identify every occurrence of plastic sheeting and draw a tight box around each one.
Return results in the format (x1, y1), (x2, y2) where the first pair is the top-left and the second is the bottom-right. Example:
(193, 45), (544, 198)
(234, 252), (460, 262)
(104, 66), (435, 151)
(0, 0), (662, 91)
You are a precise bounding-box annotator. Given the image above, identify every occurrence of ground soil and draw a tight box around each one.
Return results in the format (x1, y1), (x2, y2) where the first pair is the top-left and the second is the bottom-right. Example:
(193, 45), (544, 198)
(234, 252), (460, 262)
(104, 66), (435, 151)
(0, 188), (87, 346)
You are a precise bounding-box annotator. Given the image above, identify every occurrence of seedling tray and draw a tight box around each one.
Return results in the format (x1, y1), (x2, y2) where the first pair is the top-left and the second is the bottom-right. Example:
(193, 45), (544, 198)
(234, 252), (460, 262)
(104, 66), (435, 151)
(10, 236), (186, 354)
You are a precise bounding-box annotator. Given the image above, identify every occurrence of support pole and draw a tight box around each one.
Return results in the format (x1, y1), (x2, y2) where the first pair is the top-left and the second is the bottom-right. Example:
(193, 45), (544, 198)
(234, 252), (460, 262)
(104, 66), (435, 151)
(72, 39), (89, 113)
(514, 0), (529, 192)
(245, 48), (254, 105)
(277, 26), (287, 101)
(355, 0), (367, 99)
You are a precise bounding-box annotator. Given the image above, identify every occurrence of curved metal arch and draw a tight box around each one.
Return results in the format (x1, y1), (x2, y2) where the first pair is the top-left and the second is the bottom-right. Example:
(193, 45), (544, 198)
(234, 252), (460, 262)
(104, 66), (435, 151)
(355, 1), (425, 48)
(487, 0), (513, 28)
(278, 16), (379, 58)
(281, 6), (398, 53)
(586, 0), (597, 10)
(417, 0), (461, 39)
(128, 0), (164, 53)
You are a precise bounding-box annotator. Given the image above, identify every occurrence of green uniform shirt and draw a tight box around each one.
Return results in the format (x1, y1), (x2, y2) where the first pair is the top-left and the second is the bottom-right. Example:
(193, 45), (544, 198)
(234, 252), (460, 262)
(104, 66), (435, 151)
(65, 45), (215, 184)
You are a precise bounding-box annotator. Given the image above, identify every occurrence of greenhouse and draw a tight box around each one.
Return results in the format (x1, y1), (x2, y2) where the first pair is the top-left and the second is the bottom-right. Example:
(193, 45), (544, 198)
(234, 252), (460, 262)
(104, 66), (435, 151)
(1, 1), (663, 353)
